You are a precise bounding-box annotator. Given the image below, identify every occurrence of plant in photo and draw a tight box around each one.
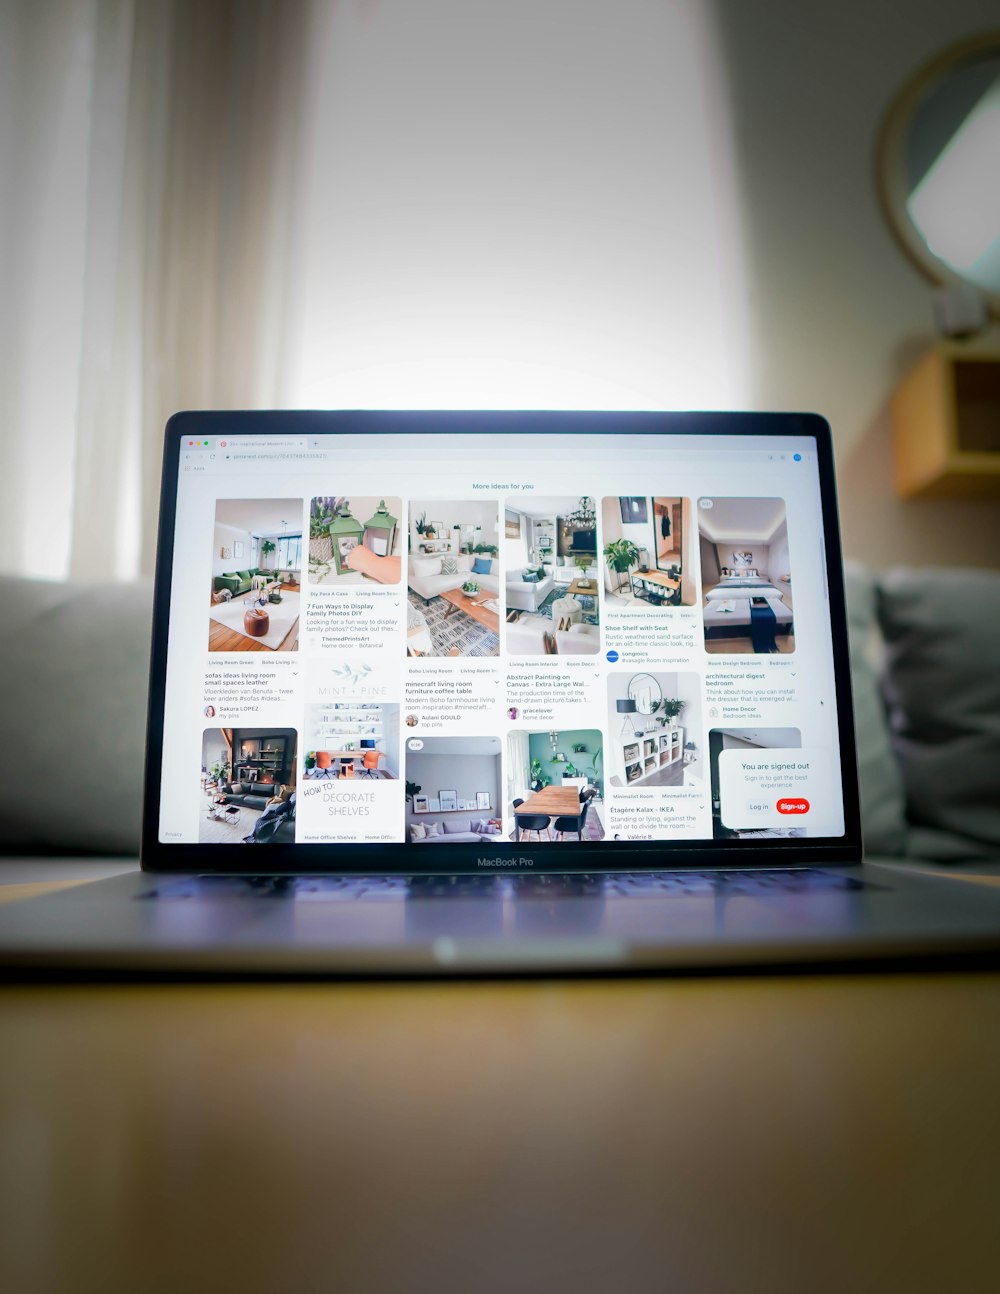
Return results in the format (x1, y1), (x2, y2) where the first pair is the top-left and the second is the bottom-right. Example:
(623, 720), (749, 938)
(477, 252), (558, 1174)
(310, 496), (347, 538)
(209, 759), (230, 785)
(259, 537), (276, 565)
(461, 578), (481, 596)
(472, 542), (498, 556)
(405, 780), (422, 803)
(529, 759), (551, 791)
(414, 511), (428, 535)
(603, 537), (641, 585)
(304, 752), (316, 770)
(659, 697), (685, 724)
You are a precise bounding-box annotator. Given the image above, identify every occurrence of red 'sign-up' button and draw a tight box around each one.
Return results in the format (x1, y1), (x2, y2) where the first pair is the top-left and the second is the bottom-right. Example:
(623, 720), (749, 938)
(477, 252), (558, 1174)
(777, 798), (810, 815)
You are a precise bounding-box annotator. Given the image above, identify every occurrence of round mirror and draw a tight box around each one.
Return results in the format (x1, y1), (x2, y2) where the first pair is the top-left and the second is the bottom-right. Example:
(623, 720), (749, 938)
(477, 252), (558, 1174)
(877, 33), (1000, 316)
(628, 673), (662, 715)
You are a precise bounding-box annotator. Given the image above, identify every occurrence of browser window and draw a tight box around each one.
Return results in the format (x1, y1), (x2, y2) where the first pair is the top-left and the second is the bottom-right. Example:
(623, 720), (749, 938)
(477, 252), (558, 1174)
(161, 427), (846, 853)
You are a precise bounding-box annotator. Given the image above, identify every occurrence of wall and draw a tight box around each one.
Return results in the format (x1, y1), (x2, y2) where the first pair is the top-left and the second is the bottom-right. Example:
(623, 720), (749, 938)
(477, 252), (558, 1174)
(404, 752), (500, 831)
(714, 0), (1000, 567)
(716, 544), (770, 573)
(213, 522), (255, 577)
(767, 525), (790, 583)
(700, 535), (721, 586)
(527, 730), (603, 789)
(412, 499), (499, 554)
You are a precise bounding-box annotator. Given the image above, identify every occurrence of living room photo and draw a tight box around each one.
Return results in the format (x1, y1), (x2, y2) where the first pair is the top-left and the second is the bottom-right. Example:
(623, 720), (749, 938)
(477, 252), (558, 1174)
(308, 495), (403, 587)
(200, 727), (298, 843)
(601, 496), (697, 609)
(505, 728), (605, 841)
(209, 499), (303, 652)
(698, 498), (795, 653)
(406, 500), (501, 656)
(503, 496), (601, 656)
(404, 736), (503, 843)
(303, 701), (400, 780)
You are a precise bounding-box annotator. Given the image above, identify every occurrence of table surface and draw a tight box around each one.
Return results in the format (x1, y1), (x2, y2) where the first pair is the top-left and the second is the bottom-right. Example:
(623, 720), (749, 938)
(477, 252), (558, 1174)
(438, 585), (501, 630)
(514, 786), (582, 817)
(2, 864), (1000, 1293)
(632, 568), (680, 588)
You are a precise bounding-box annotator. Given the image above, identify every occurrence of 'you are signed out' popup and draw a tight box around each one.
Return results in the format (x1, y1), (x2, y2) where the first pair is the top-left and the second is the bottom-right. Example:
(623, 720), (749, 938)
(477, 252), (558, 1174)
(717, 745), (839, 835)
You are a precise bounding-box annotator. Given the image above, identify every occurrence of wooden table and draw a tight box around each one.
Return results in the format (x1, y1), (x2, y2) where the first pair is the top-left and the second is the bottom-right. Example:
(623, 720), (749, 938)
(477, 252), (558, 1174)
(514, 785), (582, 840)
(630, 568), (680, 602)
(439, 586), (500, 633)
(2, 867), (1000, 1292)
(566, 577), (600, 598)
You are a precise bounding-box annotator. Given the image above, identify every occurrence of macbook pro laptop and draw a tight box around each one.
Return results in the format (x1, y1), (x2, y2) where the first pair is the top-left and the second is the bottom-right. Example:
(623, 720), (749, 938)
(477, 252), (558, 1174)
(3, 410), (1000, 976)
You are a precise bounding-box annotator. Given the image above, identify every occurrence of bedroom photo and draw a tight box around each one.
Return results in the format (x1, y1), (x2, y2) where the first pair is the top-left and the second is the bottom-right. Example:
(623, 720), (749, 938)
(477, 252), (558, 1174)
(209, 499), (302, 652)
(698, 498), (794, 653)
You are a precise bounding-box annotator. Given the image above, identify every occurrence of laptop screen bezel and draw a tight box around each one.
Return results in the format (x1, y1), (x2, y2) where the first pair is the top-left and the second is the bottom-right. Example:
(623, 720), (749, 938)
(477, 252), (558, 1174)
(141, 410), (862, 873)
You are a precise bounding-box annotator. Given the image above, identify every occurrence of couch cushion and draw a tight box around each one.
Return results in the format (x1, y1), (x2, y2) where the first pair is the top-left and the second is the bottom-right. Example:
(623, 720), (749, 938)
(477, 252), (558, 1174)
(410, 557), (440, 577)
(878, 565), (1000, 861)
(0, 576), (153, 855)
(843, 562), (907, 856)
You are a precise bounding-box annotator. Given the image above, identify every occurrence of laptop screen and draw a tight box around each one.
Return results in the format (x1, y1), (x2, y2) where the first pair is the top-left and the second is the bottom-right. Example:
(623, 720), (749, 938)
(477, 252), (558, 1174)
(144, 412), (860, 872)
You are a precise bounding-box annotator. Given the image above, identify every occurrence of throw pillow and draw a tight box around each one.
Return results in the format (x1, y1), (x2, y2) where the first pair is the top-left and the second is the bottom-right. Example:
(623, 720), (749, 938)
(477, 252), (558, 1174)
(410, 822), (427, 841)
(0, 574), (154, 852)
(535, 566), (546, 580)
(441, 556), (459, 575)
(522, 572), (539, 583)
(472, 557), (492, 575)
(878, 565), (1000, 860)
(424, 822), (441, 837)
(843, 561), (906, 856)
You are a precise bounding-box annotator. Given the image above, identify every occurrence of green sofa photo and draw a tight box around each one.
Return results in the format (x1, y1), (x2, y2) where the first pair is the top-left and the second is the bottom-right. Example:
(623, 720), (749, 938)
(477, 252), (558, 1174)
(212, 567), (279, 596)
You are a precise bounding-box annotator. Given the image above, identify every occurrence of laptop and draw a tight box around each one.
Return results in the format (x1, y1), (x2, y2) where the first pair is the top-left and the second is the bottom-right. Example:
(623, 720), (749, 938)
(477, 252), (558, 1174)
(3, 410), (1000, 976)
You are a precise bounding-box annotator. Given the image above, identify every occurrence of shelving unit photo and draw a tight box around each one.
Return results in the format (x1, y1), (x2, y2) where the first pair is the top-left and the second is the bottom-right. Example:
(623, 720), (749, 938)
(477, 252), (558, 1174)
(618, 727), (684, 786)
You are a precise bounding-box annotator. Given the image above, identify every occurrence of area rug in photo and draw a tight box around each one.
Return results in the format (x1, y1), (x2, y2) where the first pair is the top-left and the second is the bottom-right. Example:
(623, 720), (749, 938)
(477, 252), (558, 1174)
(209, 592), (301, 650)
(411, 593), (499, 656)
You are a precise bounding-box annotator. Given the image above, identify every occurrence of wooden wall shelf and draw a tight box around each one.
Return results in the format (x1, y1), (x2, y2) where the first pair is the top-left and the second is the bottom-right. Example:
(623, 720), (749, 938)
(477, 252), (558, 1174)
(892, 345), (1000, 499)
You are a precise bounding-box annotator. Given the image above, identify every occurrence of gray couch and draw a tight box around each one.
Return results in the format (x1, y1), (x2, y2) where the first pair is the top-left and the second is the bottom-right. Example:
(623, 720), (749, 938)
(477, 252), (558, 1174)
(1, 566), (998, 862)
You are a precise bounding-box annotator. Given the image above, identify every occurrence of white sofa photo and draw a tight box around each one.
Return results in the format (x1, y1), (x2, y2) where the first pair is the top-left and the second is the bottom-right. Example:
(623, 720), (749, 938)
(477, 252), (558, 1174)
(408, 554), (500, 601)
(506, 568), (555, 612)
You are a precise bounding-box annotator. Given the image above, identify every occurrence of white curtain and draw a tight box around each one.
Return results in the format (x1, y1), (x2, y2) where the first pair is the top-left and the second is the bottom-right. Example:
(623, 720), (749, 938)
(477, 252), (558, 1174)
(1, 0), (312, 580)
(506, 730), (530, 805)
(3, 0), (748, 581)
